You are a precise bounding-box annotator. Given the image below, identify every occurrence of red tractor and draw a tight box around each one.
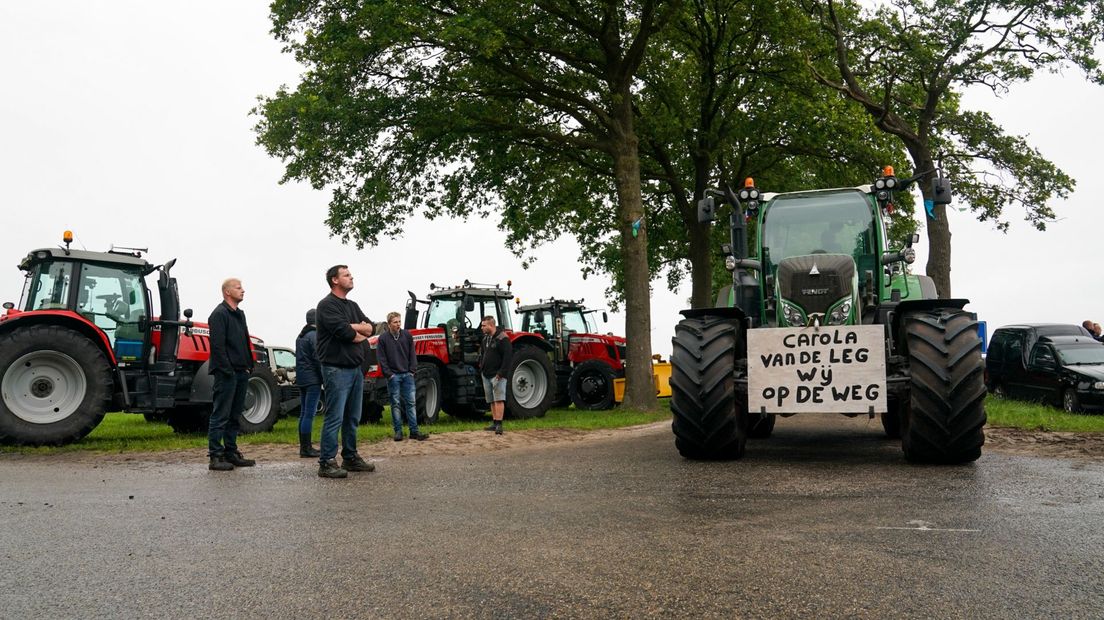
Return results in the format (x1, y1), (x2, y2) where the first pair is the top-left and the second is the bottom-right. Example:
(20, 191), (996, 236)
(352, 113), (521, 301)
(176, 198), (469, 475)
(0, 234), (282, 445)
(362, 281), (556, 424)
(515, 298), (627, 410)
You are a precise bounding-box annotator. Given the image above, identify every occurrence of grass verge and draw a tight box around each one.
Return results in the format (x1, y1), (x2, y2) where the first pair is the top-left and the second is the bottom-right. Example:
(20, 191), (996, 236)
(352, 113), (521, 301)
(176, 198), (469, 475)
(984, 396), (1104, 433)
(1, 403), (672, 456)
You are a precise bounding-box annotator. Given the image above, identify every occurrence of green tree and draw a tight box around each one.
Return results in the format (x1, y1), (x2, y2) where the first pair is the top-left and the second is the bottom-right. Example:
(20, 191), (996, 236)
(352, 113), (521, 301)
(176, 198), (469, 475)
(255, 0), (681, 409)
(805, 0), (1102, 297)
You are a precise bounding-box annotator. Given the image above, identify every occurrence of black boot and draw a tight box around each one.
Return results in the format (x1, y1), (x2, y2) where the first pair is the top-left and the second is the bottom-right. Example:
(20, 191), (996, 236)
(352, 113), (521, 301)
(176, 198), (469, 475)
(299, 433), (320, 458)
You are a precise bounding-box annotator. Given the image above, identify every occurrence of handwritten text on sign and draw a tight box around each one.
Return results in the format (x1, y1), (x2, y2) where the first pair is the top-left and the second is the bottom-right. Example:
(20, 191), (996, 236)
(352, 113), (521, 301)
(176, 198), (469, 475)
(747, 326), (887, 414)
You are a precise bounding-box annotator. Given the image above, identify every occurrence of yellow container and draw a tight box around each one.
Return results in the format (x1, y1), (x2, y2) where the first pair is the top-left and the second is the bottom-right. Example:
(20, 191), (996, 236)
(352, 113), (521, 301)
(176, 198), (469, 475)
(613, 378), (626, 403)
(652, 362), (672, 398)
(613, 362), (672, 403)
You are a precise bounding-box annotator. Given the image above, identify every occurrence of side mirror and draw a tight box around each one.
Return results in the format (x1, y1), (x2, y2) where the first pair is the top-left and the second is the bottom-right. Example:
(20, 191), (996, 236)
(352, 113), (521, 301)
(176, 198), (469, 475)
(697, 195), (717, 224)
(931, 176), (952, 205)
(464, 297), (475, 312)
(534, 310), (545, 324)
(601, 311), (608, 323)
(907, 233), (919, 247)
(183, 308), (193, 319)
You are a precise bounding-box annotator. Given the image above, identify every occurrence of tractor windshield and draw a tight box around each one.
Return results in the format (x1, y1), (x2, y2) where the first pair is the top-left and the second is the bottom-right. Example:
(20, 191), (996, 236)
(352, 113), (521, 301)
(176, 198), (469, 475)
(760, 189), (876, 274)
(561, 309), (594, 334)
(425, 297), (462, 329)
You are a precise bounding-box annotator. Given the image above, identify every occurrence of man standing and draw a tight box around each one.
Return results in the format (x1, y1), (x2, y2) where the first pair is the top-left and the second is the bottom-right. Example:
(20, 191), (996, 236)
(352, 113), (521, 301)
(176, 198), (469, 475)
(295, 308), (322, 457)
(377, 311), (429, 442)
(207, 278), (256, 471)
(478, 315), (512, 435)
(315, 265), (377, 479)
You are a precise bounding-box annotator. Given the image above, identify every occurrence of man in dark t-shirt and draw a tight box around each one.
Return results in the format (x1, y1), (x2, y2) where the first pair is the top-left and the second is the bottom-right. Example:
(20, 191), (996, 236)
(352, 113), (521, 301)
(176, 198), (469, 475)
(314, 264), (377, 479)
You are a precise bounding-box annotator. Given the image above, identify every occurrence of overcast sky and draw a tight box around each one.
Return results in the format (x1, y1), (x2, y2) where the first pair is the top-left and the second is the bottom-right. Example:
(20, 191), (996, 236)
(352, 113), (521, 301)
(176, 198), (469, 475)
(2, 3), (1102, 356)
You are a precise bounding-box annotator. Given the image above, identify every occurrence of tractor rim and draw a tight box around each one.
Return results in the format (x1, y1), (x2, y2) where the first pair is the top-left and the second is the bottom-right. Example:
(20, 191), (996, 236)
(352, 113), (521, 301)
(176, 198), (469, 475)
(511, 359), (548, 408)
(577, 369), (609, 406)
(424, 376), (439, 415)
(242, 376), (272, 424)
(2, 350), (88, 424)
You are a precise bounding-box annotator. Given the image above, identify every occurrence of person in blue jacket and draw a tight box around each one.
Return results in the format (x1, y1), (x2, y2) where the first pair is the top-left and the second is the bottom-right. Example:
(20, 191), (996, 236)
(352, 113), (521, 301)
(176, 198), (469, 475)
(295, 308), (322, 457)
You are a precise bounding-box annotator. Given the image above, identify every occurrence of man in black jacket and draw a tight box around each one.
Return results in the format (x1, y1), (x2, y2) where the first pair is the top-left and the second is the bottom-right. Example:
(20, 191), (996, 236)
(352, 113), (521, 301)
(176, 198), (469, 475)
(295, 308), (322, 458)
(206, 278), (256, 471)
(478, 315), (512, 435)
(377, 311), (429, 442)
(315, 265), (377, 479)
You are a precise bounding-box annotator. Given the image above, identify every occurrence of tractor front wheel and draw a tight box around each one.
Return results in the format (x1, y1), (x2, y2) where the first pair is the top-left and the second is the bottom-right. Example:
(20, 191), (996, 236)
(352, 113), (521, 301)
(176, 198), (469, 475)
(568, 359), (616, 411)
(505, 345), (554, 419)
(0, 325), (111, 445)
(900, 309), (986, 464)
(415, 364), (442, 425)
(670, 315), (747, 460)
(238, 365), (282, 433)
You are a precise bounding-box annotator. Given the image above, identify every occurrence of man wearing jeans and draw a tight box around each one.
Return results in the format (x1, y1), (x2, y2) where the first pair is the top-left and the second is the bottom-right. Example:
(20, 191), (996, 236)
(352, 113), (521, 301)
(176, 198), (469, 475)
(206, 278), (256, 471)
(315, 265), (376, 479)
(377, 311), (429, 442)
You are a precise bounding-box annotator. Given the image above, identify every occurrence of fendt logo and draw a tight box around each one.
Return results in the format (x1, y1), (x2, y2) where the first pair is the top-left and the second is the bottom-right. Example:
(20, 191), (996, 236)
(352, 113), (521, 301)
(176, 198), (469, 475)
(801, 288), (829, 295)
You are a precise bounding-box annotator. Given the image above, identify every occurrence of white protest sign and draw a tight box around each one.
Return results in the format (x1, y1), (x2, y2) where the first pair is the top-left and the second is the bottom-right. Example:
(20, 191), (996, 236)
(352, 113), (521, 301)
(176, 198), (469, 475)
(747, 325), (887, 414)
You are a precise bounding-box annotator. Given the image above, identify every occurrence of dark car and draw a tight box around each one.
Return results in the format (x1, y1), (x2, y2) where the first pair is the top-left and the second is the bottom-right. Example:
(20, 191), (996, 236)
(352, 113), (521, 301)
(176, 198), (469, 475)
(986, 324), (1104, 412)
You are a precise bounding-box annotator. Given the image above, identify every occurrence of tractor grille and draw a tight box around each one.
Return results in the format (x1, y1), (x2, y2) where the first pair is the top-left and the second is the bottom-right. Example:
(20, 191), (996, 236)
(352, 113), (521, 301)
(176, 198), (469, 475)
(777, 254), (854, 315)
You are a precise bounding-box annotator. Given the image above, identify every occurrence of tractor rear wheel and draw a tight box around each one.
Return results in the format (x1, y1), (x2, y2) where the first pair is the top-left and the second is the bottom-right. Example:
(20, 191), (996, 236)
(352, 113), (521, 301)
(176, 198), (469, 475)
(238, 365), (281, 434)
(0, 325), (111, 445)
(505, 345), (554, 419)
(670, 315), (747, 460)
(568, 359), (616, 411)
(415, 364), (442, 425)
(900, 309), (986, 464)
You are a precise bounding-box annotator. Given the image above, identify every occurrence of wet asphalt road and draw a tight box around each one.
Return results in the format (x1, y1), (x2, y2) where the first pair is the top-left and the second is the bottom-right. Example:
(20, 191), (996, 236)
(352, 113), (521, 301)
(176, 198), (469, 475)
(2, 415), (1103, 619)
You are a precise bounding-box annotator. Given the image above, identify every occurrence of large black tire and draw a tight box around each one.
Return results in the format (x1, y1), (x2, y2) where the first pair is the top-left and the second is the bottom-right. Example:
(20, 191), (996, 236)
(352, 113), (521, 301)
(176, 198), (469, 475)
(747, 412), (776, 439)
(670, 316), (747, 460)
(505, 345), (555, 419)
(0, 325), (112, 445)
(167, 405), (211, 434)
(568, 359), (616, 411)
(900, 309), (986, 464)
(415, 364), (442, 425)
(238, 365), (282, 433)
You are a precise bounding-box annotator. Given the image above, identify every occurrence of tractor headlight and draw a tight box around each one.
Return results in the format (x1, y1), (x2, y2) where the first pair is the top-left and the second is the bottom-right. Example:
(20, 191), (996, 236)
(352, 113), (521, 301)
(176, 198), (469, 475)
(724, 255), (737, 271)
(827, 299), (852, 325)
(1094, 381), (1104, 390)
(902, 247), (916, 264)
(781, 302), (805, 327)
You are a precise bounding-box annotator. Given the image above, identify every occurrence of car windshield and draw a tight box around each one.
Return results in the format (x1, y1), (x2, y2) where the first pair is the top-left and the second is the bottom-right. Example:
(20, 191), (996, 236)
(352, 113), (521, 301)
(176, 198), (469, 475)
(1057, 346), (1104, 365)
(760, 189), (876, 272)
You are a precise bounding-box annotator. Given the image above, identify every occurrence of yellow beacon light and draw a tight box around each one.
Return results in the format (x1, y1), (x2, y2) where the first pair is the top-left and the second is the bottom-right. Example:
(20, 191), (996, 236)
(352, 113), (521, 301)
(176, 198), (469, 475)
(63, 230), (73, 244)
(883, 165), (895, 177)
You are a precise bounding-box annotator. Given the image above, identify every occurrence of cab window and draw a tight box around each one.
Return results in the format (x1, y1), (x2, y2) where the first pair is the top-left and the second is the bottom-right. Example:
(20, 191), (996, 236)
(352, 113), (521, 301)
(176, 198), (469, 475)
(76, 263), (146, 351)
(272, 349), (296, 370)
(561, 310), (592, 334)
(24, 261), (74, 311)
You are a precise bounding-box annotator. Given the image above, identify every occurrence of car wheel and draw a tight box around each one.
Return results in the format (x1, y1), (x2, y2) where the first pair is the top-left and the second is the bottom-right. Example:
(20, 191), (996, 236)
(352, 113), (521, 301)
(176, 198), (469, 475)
(1062, 388), (1082, 414)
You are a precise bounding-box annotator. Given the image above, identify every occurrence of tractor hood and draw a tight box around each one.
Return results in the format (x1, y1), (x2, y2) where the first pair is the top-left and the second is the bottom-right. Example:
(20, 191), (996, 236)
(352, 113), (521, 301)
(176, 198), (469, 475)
(776, 254), (857, 326)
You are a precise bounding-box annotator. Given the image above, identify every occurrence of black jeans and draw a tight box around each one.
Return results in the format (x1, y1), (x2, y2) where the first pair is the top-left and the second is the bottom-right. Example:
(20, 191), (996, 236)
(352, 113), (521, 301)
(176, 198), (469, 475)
(208, 369), (249, 457)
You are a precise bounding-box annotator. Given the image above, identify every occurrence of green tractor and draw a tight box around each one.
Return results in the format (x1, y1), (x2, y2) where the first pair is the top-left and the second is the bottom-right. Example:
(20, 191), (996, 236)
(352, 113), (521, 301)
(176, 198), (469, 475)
(670, 168), (985, 464)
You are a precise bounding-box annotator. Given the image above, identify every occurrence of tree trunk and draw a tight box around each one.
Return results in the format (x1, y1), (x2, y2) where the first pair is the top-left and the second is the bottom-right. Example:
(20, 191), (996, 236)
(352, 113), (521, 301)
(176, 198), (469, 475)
(611, 126), (658, 411)
(907, 147), (952, 298)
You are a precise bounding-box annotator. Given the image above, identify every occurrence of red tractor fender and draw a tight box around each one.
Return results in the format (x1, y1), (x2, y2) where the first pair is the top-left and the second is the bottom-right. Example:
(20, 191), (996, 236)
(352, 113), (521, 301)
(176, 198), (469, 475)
(151, 320), (266, 365)
(567, 332), (626, 370)
(507, 331), (554, 353)
(0, 310), (119, 367)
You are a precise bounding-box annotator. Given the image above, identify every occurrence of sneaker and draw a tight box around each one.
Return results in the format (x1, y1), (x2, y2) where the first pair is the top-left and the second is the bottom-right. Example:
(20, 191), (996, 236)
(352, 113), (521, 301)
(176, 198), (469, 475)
(484, 424), (497, 431)
(342, 455), (376, 472)
(208, 456), (234, 471)
(495, 425), (503, 435)
(394, 432), (404, 442)
(225, 451), (256, 467)
(411, 432), (429, 441)
(318, 460), (348, 479)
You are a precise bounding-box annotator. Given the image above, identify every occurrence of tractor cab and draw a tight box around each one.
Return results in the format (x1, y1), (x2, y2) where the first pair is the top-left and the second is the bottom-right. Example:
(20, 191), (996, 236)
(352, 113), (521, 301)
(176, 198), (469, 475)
(14, 247), (152, 363)
(515, 298), (607, 363)
(413, 280), (515, 363)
